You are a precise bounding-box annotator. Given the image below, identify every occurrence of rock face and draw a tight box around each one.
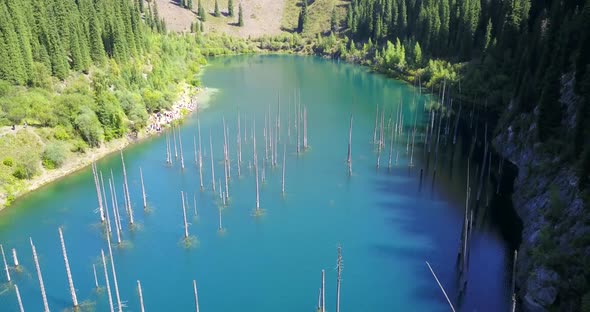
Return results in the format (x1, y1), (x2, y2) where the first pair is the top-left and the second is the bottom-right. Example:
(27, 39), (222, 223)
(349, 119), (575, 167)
(493, 73), (588, 311)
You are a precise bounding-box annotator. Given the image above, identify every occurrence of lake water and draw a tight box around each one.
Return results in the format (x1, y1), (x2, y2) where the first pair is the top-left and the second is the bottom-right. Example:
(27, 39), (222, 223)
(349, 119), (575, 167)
(0, 55), (512, 311)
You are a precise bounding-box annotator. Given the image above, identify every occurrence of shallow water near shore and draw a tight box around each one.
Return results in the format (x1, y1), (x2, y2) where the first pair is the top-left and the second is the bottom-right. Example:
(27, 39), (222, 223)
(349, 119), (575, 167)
(0, 55), (511, 311)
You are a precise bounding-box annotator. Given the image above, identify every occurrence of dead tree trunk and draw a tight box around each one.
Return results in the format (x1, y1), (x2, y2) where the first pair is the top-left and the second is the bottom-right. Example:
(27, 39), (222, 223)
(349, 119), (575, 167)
(93, 264), (99, 289)
(303, 106), (308, 150)
(321, 269), (326, 312)
(12, 248), (19, 267)
(30, 238), (50, 312)
(137, 280), (145, 312)
(92, 162), (105, 223)
(336, 246), (342, 312)
(101, 249), (115, 312)
(347, 115), (353, 176)
(109, 178), (122, 245)
(0, 244), (10, 282)
(106, 226), (123, 312)
(58, 227), (79, 307)
(100, 172), (112, 234)
(511, 250), (518, 312)
(210, 132), (216, 193)
(120, 151), (134, 225)
(198, 120), (204, 190)
(181, 191), (189, 239)
(140, 167), (147, 209)
(282, 144), (286, 195)
(179, 130), (185, 170)
(426, 261), (457, 312)
(173, 126), (178, 159)
(193, 280), (200, 312)
(14, 284), (24, 312)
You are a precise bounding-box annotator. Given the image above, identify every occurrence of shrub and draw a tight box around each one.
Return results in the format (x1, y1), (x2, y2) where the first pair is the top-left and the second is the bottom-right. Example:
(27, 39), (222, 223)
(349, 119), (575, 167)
(54, 125), (71, 140)
(75, 106), (104, 147)
(42, 142), (67, 169)
(12, 157), (38, 179)
(70, 139), (88, 154)
(2, 157), (14, 167)
(546, 185), (566, 222)
(582, 292), (590, 312)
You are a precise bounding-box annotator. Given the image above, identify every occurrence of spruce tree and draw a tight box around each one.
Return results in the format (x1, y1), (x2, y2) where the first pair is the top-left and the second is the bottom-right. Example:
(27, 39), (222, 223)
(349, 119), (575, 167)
(413, 41), (422, 65)
(538, 62), (563, 142)
(297, 0), (308, 33)
(0, 2), (26, 84)
(228, 0), (234, 17)
(483, 18), (492, 52)
(330, 7), (337, 33)
(238, 2), (244, 26)
(347, 4), (353, 29)
(214, 0), (220, 17)
(88, 11), (106, 63)
(199, 3), (206, 21)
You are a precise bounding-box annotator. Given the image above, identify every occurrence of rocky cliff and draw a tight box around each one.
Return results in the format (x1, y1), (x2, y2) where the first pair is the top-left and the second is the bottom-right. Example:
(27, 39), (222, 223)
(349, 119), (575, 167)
(493, 73), (589, 311)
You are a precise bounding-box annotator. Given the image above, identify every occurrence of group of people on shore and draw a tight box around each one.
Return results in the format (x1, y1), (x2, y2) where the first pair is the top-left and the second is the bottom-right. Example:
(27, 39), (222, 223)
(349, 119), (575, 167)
(146, 96), (199, 134)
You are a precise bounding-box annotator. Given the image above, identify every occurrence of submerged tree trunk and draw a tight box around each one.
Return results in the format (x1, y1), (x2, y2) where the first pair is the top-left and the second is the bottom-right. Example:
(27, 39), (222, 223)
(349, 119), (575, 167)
(58, 227), (79, 307)
(30, 238), (50, 312)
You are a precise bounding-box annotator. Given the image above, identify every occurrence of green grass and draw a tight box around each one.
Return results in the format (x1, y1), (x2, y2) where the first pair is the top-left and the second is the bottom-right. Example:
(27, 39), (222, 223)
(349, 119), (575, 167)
(195, 0), (242, 31)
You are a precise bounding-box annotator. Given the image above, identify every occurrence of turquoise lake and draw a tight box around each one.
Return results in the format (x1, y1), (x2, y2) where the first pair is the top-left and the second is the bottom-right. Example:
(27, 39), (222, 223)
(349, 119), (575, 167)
(0, 55), (512, 311)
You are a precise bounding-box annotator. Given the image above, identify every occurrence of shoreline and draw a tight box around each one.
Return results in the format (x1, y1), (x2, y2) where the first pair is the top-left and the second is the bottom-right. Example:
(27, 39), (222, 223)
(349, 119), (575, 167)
(0, 84), (212, 211)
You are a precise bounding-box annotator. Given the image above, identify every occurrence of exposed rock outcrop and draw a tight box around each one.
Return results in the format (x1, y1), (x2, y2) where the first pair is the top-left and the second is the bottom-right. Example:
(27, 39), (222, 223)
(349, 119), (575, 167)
(493, 73), (588, 311)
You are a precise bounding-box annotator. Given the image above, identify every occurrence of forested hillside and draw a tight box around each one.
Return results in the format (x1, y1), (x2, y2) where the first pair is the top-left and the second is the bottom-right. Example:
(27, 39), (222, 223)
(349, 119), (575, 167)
(334, 0), (590, 310)
(0, 0), (254, 207)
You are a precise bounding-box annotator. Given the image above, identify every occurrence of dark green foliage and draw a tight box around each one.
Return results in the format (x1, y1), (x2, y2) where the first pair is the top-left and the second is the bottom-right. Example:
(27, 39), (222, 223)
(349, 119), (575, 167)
(238, 3), (243, 27)
(0, 0), (149, 82)
(537, 63), (562, 142)
(75, 106), (104, 147)
(546, 185), (566, 222)
(228, 0), (234, 17)
(214, 0), (220, 17)
(12, 153), (38, 179)
(3, 158), (14, 167)
(199, 2), (206, 21)
(297, 0), (308, 33)
(583, 291), (590, 312)
(330, 7), (337, 33)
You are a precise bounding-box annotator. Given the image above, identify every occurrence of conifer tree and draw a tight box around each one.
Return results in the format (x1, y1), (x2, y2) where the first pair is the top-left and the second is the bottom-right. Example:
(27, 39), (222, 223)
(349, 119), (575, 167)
(538, 62), (563, 142)
(238, 2), (244, 26)
(188, 0), (193, 10)
(0, 2), (26, 84)
(88, 11), (106, 63)
(413, 41), (422, 65)
(214, 0), (220, 17)
(199, 3), (206, 21)
(330, 7), (337, 33)
(228, 0), (234, 17)
(483, 18), (492, 52)
(297, 0), (308, 33)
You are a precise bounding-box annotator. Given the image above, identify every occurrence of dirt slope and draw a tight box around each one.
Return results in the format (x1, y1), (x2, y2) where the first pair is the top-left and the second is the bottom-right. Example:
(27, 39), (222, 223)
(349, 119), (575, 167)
(155, 0), (286, 38)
